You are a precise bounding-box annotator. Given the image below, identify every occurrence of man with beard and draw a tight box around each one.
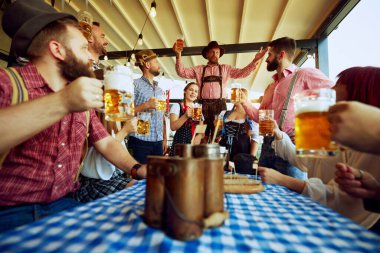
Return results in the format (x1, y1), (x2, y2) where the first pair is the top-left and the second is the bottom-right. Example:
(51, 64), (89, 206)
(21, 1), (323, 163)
(128, 49), (167, 163)
(242, 37), (334, 178)
(0, 0), (146, 233)
(173, 41), (267, 141)
(89, 22), (109, 70)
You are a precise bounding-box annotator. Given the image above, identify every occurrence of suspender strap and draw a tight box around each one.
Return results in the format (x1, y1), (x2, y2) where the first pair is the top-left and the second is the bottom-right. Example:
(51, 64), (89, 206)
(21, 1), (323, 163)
(0, 67), (29, 168)
(279, 69), (299, 130)
(200, 65), (223, 99)
(76, 110), (90, 181)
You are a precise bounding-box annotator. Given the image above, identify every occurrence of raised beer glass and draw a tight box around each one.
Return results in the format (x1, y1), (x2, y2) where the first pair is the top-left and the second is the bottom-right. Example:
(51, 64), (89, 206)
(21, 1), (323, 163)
(77, 10), (93, 41)
(294, 88), (337, 157)
(176, 34), (184, 51)
(192, 103), (202, 121)
(104, 66), (134, 121)
(137, 112), (151, 135)
(259, 109), (274, 136)
(230, 83), (242, 103)
(156, 90), (168, 112)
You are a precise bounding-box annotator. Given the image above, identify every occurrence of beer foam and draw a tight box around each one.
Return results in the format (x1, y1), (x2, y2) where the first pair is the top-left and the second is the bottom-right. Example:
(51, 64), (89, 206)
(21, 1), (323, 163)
(295, 100), (333, 114)
(104, 72), (133, 93)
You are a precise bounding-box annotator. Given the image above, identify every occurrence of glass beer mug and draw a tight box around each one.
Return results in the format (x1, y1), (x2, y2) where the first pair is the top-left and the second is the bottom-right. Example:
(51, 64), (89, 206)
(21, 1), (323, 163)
(137, 112), (151, 135)
(294, 88), (338, 157)
(156, 90), (168, 112)
(259, 109), (274, 136)
(230, 83), (242, 103)
(103, 65), (134, 121)
(192, 103), (203, 121)
(77, 10), (93, 41)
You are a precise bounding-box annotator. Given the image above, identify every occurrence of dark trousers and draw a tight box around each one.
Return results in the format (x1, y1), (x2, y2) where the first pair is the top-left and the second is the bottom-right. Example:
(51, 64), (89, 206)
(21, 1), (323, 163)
(259, 136), (306, 180)
(127, 136), (163, 164)
(0, 197), (82, 234)
(201, 99), (227, 137)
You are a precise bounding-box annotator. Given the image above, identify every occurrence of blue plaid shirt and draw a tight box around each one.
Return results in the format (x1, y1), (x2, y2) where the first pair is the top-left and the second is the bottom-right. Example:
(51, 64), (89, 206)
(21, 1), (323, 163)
(130, 76), (164, 142)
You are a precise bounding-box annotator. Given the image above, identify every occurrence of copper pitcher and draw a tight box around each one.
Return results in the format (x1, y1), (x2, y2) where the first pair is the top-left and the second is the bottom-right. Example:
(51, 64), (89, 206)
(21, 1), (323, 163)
(146, 156), (205, 241)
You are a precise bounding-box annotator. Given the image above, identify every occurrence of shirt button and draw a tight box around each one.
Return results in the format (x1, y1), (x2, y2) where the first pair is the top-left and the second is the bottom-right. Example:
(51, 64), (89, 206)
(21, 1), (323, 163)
(62, 121), (67, 125)
(61, 143), (65, 146)
(58, 164), (63, 168)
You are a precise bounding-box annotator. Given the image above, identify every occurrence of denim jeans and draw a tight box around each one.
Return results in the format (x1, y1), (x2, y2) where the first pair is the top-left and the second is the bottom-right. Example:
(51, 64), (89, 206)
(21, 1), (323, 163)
(0, 197), (82, 234)
(127, 136), (163, 164)
(259, 136), (307, 180)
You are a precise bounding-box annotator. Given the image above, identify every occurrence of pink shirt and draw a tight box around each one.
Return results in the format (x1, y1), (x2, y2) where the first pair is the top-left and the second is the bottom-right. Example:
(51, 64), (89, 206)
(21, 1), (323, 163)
(175, 57), (258, 99)
(0, 64), (109, 206)
(243, 64), (334, 136)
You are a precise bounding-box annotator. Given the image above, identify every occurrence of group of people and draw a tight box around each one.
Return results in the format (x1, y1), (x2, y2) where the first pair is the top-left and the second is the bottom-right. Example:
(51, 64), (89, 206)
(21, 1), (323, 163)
(1, 0), (380, 237)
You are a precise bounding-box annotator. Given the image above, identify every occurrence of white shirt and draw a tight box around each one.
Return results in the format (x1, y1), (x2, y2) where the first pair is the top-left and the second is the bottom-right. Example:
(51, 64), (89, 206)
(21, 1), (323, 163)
(272, 132), (380, 229)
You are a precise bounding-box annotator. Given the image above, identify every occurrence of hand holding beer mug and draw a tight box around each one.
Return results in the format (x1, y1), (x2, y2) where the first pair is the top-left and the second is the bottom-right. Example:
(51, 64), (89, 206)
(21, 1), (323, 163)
(137, 112), (151, 136)
(259, 109), (274, 136)
(231, 83), (242, 103)
(104, 66), (134, 121)
(77, 10), (93, 41)
(294, 88), (337, 157)
(192, 103), (202, 121)
(176, 34), (184, 51)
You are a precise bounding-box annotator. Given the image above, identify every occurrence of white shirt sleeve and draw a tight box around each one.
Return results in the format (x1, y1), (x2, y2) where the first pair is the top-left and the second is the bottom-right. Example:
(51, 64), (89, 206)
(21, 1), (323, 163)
(170, 103), (180, 116)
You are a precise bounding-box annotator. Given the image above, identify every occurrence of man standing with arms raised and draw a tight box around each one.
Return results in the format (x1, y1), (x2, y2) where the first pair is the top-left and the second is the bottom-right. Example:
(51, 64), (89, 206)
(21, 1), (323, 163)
(173, 41), (267, 140)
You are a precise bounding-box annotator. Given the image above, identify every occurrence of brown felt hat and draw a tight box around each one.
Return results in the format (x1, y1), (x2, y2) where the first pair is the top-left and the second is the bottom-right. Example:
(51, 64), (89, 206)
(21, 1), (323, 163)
(2, 0), (76, 57)
(201, 41), (225, 59)
(135, 49), (158, 66)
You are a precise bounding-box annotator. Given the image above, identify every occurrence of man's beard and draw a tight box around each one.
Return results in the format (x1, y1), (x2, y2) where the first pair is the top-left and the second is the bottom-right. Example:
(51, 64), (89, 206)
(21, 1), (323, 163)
(93, 38), (107, 56)
(267, 57), (280, 71)
(208, 57), (219, 64)
(58, 48), (94, 81)
(149, 68), (160, 77)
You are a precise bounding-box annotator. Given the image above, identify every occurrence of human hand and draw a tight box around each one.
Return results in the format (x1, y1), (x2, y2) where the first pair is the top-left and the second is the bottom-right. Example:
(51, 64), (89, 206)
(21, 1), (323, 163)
(185, 107), (193, 118)
(258, 166), (285, 184)
(122, 117), (138, 135)
(328, 101), (380, 154)
(146, 97), (158, 109)
(61, 77), (103, 112)
(172, 42), (182, 55)
(253, 47), (268, 62)
(335, 163), (380, 200)
(272, 120), (283, 141)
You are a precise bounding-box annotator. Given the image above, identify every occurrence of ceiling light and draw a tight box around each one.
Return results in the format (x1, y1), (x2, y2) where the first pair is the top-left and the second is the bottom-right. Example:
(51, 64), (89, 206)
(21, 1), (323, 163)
(150, 1), (157, 18)
(138, 34), (143, 46)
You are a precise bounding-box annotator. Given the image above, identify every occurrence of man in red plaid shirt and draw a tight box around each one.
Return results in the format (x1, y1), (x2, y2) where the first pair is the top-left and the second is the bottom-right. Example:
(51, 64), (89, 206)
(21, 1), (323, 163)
(0, 0), (146, 233)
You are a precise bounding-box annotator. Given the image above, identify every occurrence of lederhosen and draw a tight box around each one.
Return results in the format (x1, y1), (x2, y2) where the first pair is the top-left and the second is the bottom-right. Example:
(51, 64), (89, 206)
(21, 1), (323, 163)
(199, 64), (227, 137)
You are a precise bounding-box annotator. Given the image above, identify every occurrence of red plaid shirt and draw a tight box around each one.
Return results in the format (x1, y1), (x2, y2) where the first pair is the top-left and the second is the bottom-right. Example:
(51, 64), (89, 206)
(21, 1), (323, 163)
(0, 64), (109, 206)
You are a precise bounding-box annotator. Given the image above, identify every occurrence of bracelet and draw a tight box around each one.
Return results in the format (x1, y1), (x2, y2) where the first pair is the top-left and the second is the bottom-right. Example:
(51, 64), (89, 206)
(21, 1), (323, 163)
(131, 163), (142, 180)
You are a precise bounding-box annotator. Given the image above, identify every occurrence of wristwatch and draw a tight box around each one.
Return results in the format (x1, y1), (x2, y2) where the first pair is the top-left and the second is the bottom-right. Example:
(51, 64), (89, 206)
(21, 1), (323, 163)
(131, 163), (142, 180)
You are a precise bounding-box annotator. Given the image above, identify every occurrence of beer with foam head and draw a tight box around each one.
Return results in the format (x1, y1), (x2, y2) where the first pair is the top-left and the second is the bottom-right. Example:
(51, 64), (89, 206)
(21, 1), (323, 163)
(294, 89), (337, 157)
(259, 109), (274, 136)
(137, 112), (151, 135)
(192, 104), (203, 121)
(230, 83), (242, 103)
(77, 10), (93, 41)
(104, 66), (134, 121)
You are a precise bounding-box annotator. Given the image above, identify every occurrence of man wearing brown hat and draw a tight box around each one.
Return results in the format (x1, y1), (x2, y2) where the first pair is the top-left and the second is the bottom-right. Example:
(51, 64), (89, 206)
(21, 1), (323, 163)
(173, 40), (267, 139)
(128, 49), (167, 163)
(0, 0), (146, 232)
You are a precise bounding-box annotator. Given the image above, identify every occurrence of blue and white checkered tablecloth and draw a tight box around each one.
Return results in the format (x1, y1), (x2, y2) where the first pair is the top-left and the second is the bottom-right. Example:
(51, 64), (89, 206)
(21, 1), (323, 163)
(1, 180), (380, 253)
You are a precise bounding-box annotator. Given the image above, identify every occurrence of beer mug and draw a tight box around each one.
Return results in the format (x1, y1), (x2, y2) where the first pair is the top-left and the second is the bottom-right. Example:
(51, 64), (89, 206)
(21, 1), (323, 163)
(192, 103), (202, 121)
(77, 10), (93, 41)
(294, 88), (337, 157)
(156, 90), (168, 112)
(137, 112), (151, 135)
(230, 83), (242, 103)
(176, 34), (184, 51)
(259, 109), (274, 136)
(104, 66), (134, 121)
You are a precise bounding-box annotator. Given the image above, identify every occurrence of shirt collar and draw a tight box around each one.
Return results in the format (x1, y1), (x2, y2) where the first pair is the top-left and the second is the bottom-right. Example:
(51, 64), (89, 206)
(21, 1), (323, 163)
(272, 64), (298, 81)
(141, 75), (158, 87)
(21, 63), (49, 89)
